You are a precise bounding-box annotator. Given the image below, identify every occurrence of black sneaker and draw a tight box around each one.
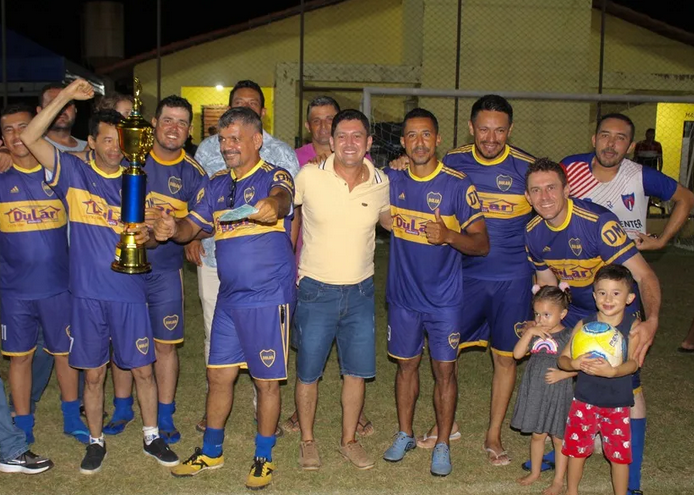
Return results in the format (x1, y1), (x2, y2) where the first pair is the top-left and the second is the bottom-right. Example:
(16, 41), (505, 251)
(143, 437), (180, 467)
(0, 450), (54, 474)
(80, 443), (107, 475)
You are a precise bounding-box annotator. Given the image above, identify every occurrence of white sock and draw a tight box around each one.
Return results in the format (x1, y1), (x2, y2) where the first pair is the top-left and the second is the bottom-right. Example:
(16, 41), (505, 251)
(89, 435), (105, 447)
(143, 426), (159, 445)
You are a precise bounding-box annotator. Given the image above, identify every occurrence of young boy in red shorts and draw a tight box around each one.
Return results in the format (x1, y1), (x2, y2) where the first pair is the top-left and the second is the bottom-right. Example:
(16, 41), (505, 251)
(558, 264), (642, 495)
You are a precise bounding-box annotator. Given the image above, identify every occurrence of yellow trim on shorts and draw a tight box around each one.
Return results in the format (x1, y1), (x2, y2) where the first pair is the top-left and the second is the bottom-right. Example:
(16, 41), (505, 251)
(153, 338), (184, 345)
(458, 340), (488, 350)
(71, 361), (110, 370)
(388, 352), (422, 361)
(44, 350), (69, 356)
(491, 348), (514, 357)
(253, 376), (288, 382)
(633, 386), (643, 395)
(207, 362), (248, 369)
(1, 347), (37, 357)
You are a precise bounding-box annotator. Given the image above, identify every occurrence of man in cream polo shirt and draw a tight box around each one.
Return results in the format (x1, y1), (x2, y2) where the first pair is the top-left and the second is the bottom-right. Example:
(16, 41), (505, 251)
(293, 109), (390, 471)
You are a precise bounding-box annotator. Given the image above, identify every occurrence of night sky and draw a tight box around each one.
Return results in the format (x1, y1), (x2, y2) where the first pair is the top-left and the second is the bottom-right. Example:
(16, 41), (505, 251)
(4, 0), (693, 68)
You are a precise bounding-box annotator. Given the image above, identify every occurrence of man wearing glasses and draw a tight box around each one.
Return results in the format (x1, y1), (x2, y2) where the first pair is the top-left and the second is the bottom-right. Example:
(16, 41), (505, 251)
(105, 96), (209, 444)
(154, 106), (295, 490)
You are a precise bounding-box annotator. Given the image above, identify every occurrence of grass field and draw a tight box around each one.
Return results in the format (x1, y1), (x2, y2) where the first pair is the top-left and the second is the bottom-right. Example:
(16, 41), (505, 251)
(2, 243), (694, 494)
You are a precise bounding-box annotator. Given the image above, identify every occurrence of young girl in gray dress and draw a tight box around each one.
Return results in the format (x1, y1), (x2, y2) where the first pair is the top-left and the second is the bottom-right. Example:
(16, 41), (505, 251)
(511, 284), (576, 495)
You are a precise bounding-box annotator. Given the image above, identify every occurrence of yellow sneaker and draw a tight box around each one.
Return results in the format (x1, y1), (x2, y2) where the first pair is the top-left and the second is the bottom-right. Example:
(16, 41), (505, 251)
(245, 457), (275, 490)
(171, 448), (224, 477)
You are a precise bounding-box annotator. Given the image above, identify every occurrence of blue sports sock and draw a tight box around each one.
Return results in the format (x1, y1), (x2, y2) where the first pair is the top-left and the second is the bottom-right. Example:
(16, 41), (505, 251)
(254, 433), (276, 462)
(112, 396), (134, 420)
(202, 427), (224, 458)
(14, 414), (35, 444)
(629, 418), (646, 491)
(158, 401), (176, 431)
(61, 400), (85, 428)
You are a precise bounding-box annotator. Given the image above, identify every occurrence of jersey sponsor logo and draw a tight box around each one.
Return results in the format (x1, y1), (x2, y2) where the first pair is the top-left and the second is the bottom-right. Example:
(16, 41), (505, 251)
(620, 219), (643, 230)
(448, 332), (460, 349)
(163, 314), (179, 331)
(391, 207), (460, 245)
(0, 200), (66, 233)
(273, 170), (293, 191)
(168, 176), (182, 194)
(244, 186), (256, 204)
(426, 191), (442, 211)
(546, 258), (604, 287)
(10, 185), (18, 193)
(569, 237), (583, 256)
(83, 198), (120, 227)
(466, 185), (480, 208)
(136, 337), (150, 355)
(476, 192), (532, 219)
(260, 348), (276, 367)
(496, 174), (513, 191)
(621, 192), (635, 211)
(213, 212), (285, 240)
(601, 220), (628, 247)
(146, 192), (189, 218)
(42, 182), (54, 197)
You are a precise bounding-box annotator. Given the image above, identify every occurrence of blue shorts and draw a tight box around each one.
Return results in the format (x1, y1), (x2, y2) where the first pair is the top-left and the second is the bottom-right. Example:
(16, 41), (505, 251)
(459, 276), (533, 355)
(68, 297), (155, 370)
(145, 269), (184, 343)
(295, 277), (376, 384)
(387, 304), (463, 362)
(0, 292), (72, 356)
(208, 302), (292, 380)
(564, 289), (643, 391)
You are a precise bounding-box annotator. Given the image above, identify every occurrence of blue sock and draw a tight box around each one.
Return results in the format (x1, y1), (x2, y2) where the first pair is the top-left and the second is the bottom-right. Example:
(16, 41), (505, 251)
(14, 414), (34, 444)
(629, 418), (646, 491)
(61, 400), (85, 428)
(202, 427), (224, 458)
(112, 396), (134, 420)
(254, 433), (276, 462)
(158, 401), (176, 431)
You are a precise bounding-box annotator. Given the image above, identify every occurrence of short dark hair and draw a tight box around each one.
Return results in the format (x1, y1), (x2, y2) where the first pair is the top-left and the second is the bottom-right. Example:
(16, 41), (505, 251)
(95, 93), (133, 113)
(532, 285), (571, 311)
(470, 95), (513, 124)
(88, 109), (123, 138)
(1, 103), (36, 119)
(154, 95), (193, 122)
(525, 157), (567, 189)
(306, 96), (340, 121)
(331, 109), (370, 137)
(646, 128), (655, 134)
(218, 106), (263, 134)
(38, 82), (67, 107)
(402, 108), (439, 135)
(594, 264), (635, 291)
(596, 113), (635, 142)
(229, 80), (265, 109)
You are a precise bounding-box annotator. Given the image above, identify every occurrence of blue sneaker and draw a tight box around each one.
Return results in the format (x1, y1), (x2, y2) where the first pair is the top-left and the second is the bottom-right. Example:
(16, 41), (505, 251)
(383, 431), (416, 462)
(521, 451), (555, 472)
(430, 443), (452, 477)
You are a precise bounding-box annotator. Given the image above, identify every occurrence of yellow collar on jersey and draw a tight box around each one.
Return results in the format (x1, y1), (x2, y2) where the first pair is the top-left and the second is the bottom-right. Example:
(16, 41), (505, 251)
(89, 159), (123, 179)
(230, 159), (264, 181)
(546, 198), (574, 232)
(472, 144), (510, 166)
(407, 160), (443, 182)
(12, 163), (42, 174)
(150, 149), (185, 166)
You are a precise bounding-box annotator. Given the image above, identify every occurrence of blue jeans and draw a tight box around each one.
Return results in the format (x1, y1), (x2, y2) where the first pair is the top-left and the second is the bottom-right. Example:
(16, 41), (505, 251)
(295, 277), (376, 384)
(0, 377), (27, 462)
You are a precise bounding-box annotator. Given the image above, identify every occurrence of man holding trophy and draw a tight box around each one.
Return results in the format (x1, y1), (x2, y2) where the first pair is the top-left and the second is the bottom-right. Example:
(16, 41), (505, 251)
(19, 79), (179, 474)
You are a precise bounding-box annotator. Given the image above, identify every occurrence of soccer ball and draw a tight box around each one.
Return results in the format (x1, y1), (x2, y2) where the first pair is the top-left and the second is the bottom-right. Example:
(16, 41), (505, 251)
(571, 321), (626, 367)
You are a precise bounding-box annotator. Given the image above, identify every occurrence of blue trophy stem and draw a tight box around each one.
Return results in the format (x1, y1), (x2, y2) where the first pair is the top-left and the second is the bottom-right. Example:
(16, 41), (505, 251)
(121, 164), (146, 224)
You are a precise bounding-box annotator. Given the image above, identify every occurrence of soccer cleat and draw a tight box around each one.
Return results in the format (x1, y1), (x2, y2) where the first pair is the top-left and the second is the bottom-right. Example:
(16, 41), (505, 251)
(430, 443), (452, 477)
(143, 437), (180, 467)
(383, 431), (416, 462)
(170, 448), (224, 477)
(245, 457), (274, 490)
(80, 443), (107, 475)
(0, 451), (54, 474)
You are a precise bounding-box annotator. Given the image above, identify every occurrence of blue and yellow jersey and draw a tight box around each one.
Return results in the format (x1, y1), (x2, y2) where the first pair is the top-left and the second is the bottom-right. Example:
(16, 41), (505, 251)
(145, 150), (208, 273)
(385, 162), (483, 312)
(443, 144), (534, 280)
(47, 151), (147, 303)
(524, 198), (638, 314)
(0, 164), (68, 299)
(189, 160), (296, 308)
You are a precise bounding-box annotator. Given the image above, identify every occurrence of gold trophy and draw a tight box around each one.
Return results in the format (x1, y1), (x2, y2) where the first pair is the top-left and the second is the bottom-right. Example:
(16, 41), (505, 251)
(112, 78), (154, 274)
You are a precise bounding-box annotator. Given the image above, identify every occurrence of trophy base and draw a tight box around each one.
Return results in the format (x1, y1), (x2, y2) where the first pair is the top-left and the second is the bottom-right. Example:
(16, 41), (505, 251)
(112, 231), (152, 274)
